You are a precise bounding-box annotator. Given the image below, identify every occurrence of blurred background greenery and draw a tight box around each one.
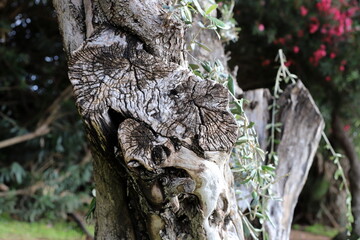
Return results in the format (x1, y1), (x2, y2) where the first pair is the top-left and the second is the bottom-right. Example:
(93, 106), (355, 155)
(0, 0), (359, 239)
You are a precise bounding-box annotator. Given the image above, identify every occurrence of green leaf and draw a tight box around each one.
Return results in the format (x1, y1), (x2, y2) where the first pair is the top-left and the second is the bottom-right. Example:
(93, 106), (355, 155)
(201, 61), (211, 72)
(194, 41), (212, 51)
(262, 165), (276, 172)
(248, 121), (255, 128)
(86, 197), (96, 220)
(189, 63), (200, 70)
(334, 169), (341, 180)
(10, 162), (26, 184)
(183, 5), (192, 23)
(206, 24), (217, 30)
(205, 4), (218, 15)
(193, 70), (203, 78)
(192, 0), (205, 16)
(227, 75), (235, 95)
(208, 16), (230, 30)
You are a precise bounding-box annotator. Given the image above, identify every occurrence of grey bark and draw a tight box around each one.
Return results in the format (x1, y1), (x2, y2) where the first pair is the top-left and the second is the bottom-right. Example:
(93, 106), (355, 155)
(53, 1), (243, 239)
(243, 89), (271, 150)
(264, 81), (325, 240)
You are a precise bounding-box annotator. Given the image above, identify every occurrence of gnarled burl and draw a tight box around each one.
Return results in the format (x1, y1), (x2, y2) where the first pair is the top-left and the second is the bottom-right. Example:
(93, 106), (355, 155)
(54, 0), (242, 239)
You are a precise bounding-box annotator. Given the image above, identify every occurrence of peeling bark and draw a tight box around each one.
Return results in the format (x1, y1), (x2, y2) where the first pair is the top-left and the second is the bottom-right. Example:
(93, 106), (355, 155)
(54, 1), (242, 239)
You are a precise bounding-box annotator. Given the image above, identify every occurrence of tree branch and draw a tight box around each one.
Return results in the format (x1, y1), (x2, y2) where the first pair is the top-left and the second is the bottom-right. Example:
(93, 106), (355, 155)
(0, 86), (72, 149)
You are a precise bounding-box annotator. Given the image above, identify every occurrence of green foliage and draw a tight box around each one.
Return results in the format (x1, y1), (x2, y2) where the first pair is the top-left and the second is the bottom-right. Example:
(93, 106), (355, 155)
(293, 224), (339, 238)
(322, 133), (354, 235)
(0, 0), (92, 222)
(229, 0), (360, 132)
(0, 214), (94, 240)
(227, 0), (360, 235)
(165, 0), (239, 43)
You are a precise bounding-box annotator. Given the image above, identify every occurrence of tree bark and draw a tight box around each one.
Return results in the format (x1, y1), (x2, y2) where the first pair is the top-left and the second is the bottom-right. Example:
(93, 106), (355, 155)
(243, 89), (271, 150)
(53, 1), (242, 239)
(332, 113), (360, 238)
(264, 81), (325, 240)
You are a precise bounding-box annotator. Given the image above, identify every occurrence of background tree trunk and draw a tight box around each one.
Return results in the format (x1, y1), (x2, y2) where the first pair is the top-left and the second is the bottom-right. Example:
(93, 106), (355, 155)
(53, 1), (243, 239)
(264, 81), (324, 240)
(332, 113), (360, 238)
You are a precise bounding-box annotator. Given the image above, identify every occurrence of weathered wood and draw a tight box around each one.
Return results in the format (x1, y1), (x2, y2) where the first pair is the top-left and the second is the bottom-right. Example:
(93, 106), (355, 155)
(53, 0), (85, 55)
(243, 89), (271, 150)
(54, 0), (243, 239)
(264, 80), (325, 240)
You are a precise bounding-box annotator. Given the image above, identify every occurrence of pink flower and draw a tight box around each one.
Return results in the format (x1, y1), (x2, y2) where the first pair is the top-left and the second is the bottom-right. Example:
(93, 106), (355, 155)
(325, 76), (331, 81)
(339, 65), (345, 71)
(309, 17), (320, 34)
(322, 35), (332, 43)
(310, 47), (327, 66)
(285, 59), (294, 67)
(343, 124), (350, 131)
(316, 0), (332, 12)
(300, 6), (308, 16)
(346, 7), (359, 17)
(341, 60), (347, 65)
(258, 24), (265, 32)
(274, 37), (286, 45)
(330, 52), (336, 59)
(335, 24), (345, 36)
(330, 7), (341, 21)
(345, 18), (352, 31)
(261, 59), (271, 66)
(293, 46), (300, 53)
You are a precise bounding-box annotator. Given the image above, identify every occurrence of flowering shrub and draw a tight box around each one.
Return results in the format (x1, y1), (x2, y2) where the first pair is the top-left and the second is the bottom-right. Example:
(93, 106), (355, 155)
(228, 0), (360, 232)
(229, 0), (360, 123)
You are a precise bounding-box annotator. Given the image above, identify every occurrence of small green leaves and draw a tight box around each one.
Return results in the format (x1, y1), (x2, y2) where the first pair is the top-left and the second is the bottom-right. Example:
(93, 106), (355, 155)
(192, 0), (205, 16)
(189, 63), (199, 70)
(208, 16), (230, 29)
(201, 61), (211, 73)
(193, 41), (212, 51)
(227, 75), (235, 95)
(205, 4), (218, 15)
(86, 196), (96, 221)
(180, 5), (192, 24)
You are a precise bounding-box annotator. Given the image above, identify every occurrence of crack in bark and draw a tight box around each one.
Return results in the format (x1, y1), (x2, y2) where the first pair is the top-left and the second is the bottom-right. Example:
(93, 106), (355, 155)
(55, 0), (243, 237)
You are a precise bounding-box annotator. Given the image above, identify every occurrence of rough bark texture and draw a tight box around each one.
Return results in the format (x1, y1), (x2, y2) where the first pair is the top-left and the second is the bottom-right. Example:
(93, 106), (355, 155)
(54, 1), (243, 239)
(264, 81), (325, 240)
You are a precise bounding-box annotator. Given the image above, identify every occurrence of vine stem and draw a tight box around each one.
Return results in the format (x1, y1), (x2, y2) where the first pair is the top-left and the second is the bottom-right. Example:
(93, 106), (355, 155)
(321, 131), (353, 235)
(269, 49), (296, 164)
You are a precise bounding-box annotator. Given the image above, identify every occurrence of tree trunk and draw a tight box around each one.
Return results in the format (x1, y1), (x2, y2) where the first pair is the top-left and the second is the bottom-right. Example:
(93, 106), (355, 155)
(264, 81), (325, 240)
(53, 1), (243, 239)
(332, 113), (360, 238)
